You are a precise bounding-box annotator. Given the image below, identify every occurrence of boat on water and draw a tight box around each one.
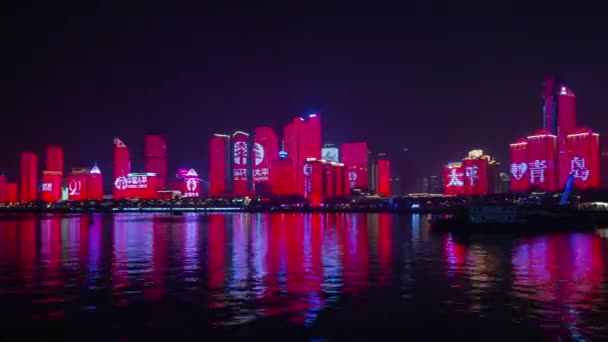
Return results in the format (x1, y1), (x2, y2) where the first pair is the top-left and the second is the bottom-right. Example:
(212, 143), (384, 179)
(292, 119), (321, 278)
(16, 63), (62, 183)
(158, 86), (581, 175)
(430, 203), (594, 234)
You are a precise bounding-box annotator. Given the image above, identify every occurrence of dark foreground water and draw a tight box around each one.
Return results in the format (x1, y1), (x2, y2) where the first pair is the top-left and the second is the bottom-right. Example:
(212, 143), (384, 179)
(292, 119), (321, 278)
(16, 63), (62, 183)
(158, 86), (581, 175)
(0, 213), (607, 340)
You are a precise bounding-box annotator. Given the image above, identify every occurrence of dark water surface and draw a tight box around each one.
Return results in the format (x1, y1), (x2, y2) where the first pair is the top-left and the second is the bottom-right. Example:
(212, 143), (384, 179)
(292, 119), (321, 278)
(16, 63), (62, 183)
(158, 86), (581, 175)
(0, 213), (607, 340)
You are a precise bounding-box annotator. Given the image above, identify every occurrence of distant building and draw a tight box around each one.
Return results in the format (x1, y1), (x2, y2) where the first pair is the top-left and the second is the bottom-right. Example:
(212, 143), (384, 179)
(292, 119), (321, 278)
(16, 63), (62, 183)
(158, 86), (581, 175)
(443, 162), (464, 196)
(302, 158), (349, 206)
(41, 171), (62, 203)
(509, 138), (529, 192)
(209, 134), (231, 196)
(144, 134), (168, 190)
(253, 127), (279, 192)
(173, 168), (201, 197)
(20, 152), (38, 203)
(566, 128), (600, 189)
(45, 146), (64, 173)
(7, 183), (17, 203)
(283, 114), (322, 196)
(422, 175), (443, 194)
(527, 129), (557, 191)
(113, 138), (131, 199)
(0, 175), (7, 203)
(232, 131), (251, 196)
(341, 142), (369, 191)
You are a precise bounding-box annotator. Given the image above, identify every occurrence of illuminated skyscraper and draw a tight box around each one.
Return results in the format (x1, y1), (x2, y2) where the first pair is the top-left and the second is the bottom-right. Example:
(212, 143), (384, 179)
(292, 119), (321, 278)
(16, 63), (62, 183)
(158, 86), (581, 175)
(341, 142), (369, 190)
(527, 129), (557, 191)
(113, 138), (131, 199)
(88, 163), (104, 200)
(209, 134), (231, 196)
(0, 175), (6, 203)
(253, 127), (279, 191)
(510, 138), (530, 192)
(377, 159), (391, 196)
(45, 146), (64, 172)
(232, 131), (250, 196)
(145, 134), (168, 190)
(68, 168), (90, 201)
(20, 152), (38, 203)
(283, 114), (322, 196)
(443, 162), (464, 196)
(7, 183), (17, 203)
(41, 171), (62, 203)
(542, 76), (577, 187)
(462, 150), (488, 196)
(566, 128), (600, 189)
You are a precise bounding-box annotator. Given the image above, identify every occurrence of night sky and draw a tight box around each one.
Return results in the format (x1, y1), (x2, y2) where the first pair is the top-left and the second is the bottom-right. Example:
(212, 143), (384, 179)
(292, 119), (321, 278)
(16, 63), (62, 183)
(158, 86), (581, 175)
(4, 4), (608, 192)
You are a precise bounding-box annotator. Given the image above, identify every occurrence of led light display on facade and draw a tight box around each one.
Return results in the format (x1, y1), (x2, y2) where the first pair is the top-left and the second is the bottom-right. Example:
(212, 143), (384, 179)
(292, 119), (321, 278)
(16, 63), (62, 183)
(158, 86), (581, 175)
(41, 171), (62, 203)
(232, 131), (250, 196)
(566, 128), (600, 189)
(527, 129), (557, 191)
(341, 142), (369, 190)
(510, 138), (530, 192)
(114, 173), (159, 199)
(443, 162), (464, 196)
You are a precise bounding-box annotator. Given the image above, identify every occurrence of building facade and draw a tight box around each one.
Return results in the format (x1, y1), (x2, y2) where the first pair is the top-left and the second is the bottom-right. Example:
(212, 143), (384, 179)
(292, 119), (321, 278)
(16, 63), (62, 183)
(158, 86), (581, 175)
(113, 138), (131, 199)
(341, 142), (369, 190)
(20, 152), (38, 203)
(526, 129), (557, 191)
(144, 134), (168, 190)
(209, 134), (231, 196)
(566, 128), (600, 189)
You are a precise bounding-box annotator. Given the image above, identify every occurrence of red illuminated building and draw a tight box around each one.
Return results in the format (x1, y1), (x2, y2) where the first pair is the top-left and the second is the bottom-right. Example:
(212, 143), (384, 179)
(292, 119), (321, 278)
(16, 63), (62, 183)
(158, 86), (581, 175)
(462, 156), (488, 196)
(113, 138), (131, 199)
(510, 138), (530, 192)
(209, 134), (231, 196)
(144, 134), (168, 190)
(175, 168), (201, 197)
(68, 168), (89, 201)
(114, 173), (159, 199)
(443, 162), (464, 196)
(377, 159), (391, 196)
(45, 146), (64, 172)
(269, 159), (295, 195)
(527, 129), (557, 191)
(542, 76), (578, 188)
(41, 171), (62, 203)
(283, 114), (322, 196)
(20, 152), (38, 203)
(302, 158), (349, 206)
(7, 183), (17, 203)
(341, 142), (369, 190)
(88, 164), (104, 200)
(253, 127), (279, 191)
(232, 131), (250, 196)
(557, 85), (577, 187)
(566, 128), (600, 189)
(0, 175), (6, 203)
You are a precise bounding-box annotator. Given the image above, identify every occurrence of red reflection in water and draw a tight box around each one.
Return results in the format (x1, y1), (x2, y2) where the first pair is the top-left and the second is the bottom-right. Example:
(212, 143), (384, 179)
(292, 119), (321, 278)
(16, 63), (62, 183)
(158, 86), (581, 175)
(112, 217), (129, 306)
(377, 214), (392, 284)
(18, 218), (37, 282)
(443, 234), (466, 287)
(145, 218), (167, 301)
(40, 218), (63, 295)
(340, 214), (370, 295)
(511, 233), (604, 337)
(208, 214), (226, 293)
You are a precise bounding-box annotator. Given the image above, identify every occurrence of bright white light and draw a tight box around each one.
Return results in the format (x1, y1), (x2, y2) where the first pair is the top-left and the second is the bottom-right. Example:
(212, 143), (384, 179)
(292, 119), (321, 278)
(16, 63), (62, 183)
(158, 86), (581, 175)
(309, 114), (317, 117)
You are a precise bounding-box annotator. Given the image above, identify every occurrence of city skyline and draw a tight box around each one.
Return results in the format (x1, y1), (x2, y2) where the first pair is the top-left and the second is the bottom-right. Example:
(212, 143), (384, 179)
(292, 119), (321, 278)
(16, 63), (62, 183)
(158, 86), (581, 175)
(5, 9), (608, 192)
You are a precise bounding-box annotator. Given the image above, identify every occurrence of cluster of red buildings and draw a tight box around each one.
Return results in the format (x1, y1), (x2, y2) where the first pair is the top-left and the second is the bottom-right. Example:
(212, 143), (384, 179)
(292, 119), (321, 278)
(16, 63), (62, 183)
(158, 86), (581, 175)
(0, 115), (391, 205)
(443, 150), (500, 196)
(509, 76), (601, 192)
(209, 114), (392, 205)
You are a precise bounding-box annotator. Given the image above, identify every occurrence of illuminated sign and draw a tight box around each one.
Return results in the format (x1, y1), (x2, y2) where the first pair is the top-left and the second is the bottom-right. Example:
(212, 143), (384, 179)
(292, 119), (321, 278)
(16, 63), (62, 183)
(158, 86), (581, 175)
(464, 165), (479, 186)
(303, 163), (312, 197)
(68, 179), (82, 196)
(528, 160), (547, 185)
(570, 157), (590, 181)
(510, 162), (527, 181)
(322, 147), (339, 162)
(42, 183), (53, 192)
(114, 174), (150, 190)
(234, 141), (248, 165)
(446, 168), (464, 187)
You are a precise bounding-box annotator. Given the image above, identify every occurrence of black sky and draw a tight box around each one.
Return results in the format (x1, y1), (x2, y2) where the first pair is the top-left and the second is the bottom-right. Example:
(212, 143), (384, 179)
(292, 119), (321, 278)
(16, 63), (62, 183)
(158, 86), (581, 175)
(3, 3), (608, 192)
